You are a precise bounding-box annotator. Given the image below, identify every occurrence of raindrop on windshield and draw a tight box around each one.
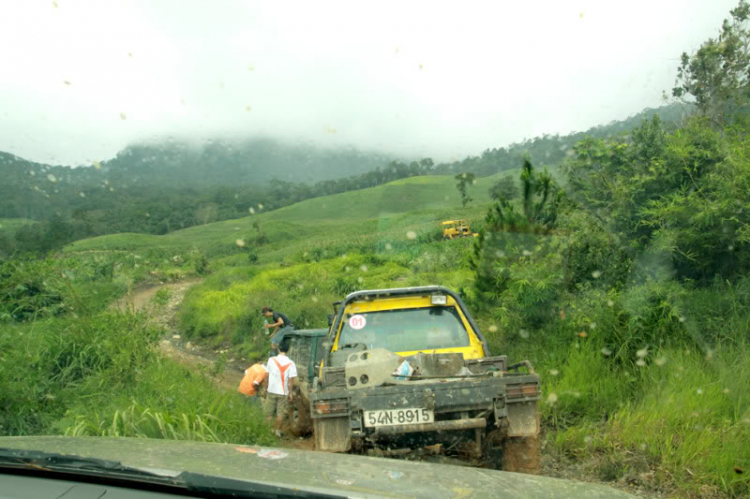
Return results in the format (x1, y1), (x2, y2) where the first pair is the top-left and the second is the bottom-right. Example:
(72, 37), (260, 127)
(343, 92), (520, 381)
(406, 231), (417, 240)
(235, 239), (246, 247)
(487, 325), (498, 333)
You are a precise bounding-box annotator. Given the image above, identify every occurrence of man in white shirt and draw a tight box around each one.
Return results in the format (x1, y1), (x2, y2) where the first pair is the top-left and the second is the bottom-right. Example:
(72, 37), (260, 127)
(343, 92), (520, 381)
(263, 341), (297, 432)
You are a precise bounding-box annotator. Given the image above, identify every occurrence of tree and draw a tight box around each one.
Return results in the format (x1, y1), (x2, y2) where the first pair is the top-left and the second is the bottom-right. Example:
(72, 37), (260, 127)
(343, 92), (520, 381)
(489, 176), (518, 201)
(455, 172), (476, 208)
(672, 0), (750, 125)
(469, 158), (563, 325)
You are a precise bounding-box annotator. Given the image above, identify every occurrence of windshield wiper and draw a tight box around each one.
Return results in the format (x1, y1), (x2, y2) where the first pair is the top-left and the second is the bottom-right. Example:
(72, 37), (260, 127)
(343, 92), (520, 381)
(0, 448), (342, 498)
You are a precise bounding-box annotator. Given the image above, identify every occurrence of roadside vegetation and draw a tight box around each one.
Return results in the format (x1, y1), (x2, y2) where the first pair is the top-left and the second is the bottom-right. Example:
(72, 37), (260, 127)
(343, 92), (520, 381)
(2, 4), (750, 497)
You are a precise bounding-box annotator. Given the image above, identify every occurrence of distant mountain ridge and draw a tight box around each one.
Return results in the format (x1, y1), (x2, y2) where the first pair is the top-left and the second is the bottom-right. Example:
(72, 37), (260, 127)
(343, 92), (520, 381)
(433, 102), (692, 177)
(0, 102), (693, 255)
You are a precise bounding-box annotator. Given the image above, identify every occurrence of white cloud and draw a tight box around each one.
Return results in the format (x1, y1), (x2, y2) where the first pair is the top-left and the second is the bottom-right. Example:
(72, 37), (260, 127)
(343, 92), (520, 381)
(0, 0), (739, 165)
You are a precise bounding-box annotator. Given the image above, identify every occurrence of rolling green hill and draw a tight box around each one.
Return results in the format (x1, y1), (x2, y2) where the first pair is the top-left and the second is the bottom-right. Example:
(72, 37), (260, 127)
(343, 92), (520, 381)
(63, 170), (525, 258)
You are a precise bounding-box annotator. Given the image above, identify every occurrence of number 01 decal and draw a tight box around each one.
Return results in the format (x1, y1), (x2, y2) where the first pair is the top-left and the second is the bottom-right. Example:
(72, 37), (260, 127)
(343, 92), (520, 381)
(348, 314), (367, 330)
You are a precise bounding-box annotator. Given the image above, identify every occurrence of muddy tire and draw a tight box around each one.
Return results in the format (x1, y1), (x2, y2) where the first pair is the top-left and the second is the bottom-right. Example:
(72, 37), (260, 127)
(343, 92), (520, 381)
(287, 394), (312, 437)
(482, 429), (504, 470)
(501, 436), (540, 475)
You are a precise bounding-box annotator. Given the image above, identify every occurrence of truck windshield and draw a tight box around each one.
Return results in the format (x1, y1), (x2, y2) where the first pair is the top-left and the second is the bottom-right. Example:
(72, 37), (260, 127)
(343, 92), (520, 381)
(338, 306), (470, 352)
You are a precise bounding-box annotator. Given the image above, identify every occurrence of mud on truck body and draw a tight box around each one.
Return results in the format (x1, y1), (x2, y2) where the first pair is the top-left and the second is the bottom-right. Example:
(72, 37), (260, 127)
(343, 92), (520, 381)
(310, 286), (542, 473)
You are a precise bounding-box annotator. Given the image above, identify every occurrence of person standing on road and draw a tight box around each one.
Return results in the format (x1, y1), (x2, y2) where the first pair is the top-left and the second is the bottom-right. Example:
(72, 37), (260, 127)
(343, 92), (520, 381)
(237, 362), (267, 405)
(263, 342), (297, 434)
(262, 307), (294, 356)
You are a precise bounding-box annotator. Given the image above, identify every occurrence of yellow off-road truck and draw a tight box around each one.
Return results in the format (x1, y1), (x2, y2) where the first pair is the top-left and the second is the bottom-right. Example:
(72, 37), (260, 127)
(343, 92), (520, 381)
(442, 220), (478, 239)
(310, 286), (541, 473)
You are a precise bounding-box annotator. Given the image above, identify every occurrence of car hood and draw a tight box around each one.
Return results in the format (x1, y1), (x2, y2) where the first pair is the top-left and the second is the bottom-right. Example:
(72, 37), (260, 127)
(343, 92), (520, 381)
(0, 436), (636, 499)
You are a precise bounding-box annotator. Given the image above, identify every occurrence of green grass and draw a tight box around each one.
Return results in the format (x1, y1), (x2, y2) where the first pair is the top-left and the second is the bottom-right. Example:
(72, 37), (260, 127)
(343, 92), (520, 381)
(9, 164), (746, 496)
(0, 218), (37, 236)
(63, 173), (510, 259)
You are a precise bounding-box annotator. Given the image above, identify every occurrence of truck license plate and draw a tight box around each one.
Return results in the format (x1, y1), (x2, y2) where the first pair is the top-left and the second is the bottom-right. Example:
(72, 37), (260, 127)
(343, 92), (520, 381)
(364, 408), (434, 427)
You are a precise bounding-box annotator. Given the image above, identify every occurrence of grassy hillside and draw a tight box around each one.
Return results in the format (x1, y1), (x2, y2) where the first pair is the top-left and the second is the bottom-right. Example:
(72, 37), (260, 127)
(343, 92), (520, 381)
(0, 218), (36, 236)
(63, 172), (516, 256)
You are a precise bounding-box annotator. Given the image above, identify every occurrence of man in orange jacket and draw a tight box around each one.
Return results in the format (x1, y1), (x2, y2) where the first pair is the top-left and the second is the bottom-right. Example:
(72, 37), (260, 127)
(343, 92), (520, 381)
(238, 362), (268, 405)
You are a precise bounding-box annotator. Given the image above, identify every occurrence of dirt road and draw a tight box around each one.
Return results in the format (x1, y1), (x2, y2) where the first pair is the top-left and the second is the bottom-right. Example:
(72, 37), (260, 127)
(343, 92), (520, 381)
(113, 279), (245, 391)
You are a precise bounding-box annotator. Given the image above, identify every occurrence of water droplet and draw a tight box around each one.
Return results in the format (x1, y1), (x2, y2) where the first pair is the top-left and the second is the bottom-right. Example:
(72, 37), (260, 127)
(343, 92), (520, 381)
(518, 329), (529, 339)
(639, 443), (647, 451)
(258, 203), (264, 210)
(487, 325), (498, 333)
(729, 245), (735, 251)
(360, 265), (368, 272)
(547, 393), (558, 404)
(591, 270), (602, 279)
(678, 316), (686, 323)
(697, 389), (703, 395)
(584, 435), (593, 444)
(235, 239), (245, 247)
(636, 359), (646, 367)
(495, 250), (505, 258)
(600, 347), (612, 356)
(357, 277), (364, 284)
(120, 112), (127, 120)
(607, 300), (614, 307)
(79, 192), (85, 198)
(636, 348), (648, 358)
(655, 356), (667, 366)
(549, 369), (559, 376)
(312, 296), (319, 303)
(589, 322), (597, 330)
(705, 349), (714, 360)
(522, 249), (532, 256)
(406, 231), (417, 240)
(385, 243), (392, 251)
(723, 388), (730, 394)
(249, 207), (255, 214)
(47, 173), (57, 182)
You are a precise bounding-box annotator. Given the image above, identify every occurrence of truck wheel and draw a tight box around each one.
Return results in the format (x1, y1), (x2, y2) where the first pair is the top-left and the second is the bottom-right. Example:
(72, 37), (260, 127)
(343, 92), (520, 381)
(288, 395), (312, 437)
(481, 429), (504, 470)
(501, 436), (540, 475)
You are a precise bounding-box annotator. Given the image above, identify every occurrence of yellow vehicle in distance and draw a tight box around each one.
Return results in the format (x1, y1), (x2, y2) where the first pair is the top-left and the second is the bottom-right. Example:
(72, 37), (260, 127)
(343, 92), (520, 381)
(442, 219), (478, 239)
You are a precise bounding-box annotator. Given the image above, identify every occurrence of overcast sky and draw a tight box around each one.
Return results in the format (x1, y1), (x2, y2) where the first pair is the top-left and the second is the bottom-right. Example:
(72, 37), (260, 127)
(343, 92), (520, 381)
(0, 0), (740, 166)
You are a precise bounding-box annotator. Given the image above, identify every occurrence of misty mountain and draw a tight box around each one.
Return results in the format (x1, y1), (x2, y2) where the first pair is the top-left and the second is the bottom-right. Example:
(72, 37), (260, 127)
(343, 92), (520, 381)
(0, 103), (693, 255)
(0, 138), (397, 220)
(100, 138), (397, 189)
